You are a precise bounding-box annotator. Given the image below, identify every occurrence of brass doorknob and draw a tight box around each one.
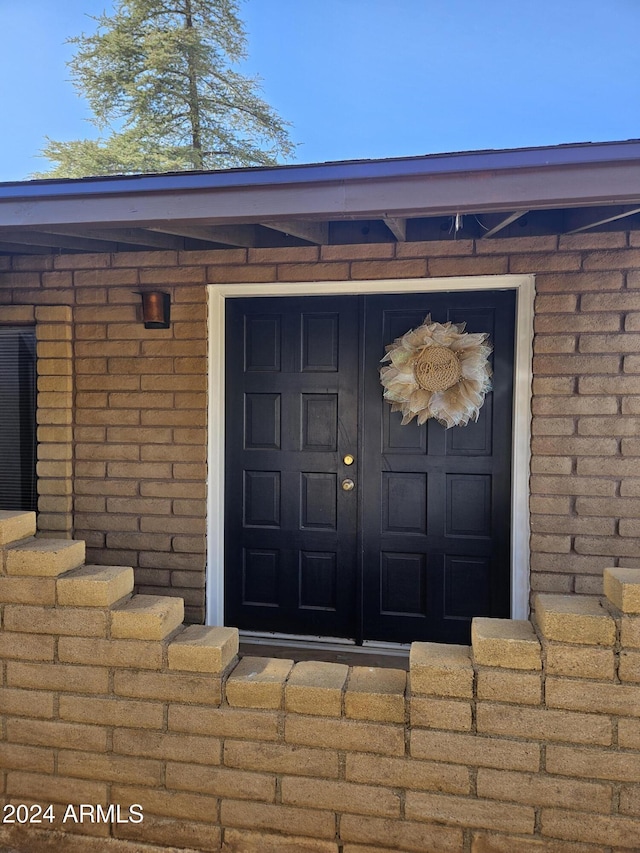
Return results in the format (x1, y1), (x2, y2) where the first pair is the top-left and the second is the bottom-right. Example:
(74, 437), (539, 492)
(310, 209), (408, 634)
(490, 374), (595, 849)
(341, 478), (355, 491)
(343, 454), (354, 466)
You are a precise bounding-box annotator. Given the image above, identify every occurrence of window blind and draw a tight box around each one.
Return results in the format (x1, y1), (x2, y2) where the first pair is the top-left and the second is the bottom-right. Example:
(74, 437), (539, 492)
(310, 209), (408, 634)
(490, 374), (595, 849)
(0, 327), (37, 511)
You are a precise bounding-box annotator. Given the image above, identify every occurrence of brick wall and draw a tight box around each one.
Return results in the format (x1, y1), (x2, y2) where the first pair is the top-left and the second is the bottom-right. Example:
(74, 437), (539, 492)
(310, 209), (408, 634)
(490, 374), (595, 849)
(1, 511), (639, 852)
(1, 231), (640, 617)
(1, 254), (208, 622)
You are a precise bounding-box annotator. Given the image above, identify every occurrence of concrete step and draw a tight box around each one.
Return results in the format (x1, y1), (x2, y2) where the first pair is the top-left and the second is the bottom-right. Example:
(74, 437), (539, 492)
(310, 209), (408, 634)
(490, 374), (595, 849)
(5, 537), (85, 577)
(111, 594), (184, 641)
(57, 564), (134, 608)
(0, 511), (36, 548)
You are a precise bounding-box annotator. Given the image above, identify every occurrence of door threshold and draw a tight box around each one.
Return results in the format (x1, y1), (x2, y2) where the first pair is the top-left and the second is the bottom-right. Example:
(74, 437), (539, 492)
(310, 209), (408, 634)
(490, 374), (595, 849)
(238, 631), (410, 669)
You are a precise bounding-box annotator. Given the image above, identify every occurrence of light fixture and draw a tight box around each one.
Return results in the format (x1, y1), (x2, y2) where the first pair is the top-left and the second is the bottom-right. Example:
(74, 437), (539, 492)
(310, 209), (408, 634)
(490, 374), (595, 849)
(138, 291), (171, 329)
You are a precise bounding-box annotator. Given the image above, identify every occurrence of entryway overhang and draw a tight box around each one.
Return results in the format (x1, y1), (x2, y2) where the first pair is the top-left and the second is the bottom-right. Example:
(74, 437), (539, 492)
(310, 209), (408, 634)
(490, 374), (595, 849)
(2, 140), (640, 254)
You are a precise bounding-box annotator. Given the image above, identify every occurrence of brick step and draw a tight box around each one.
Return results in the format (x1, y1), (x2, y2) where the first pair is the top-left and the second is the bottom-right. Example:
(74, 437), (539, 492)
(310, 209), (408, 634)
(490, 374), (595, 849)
(167, 625), (239, 673)
(57, 564), (134, 608)
(471, 617), (542, 670)
(111, 594), (184, 641)
(604, 567), (640, 614)
(5, 536), (85, 577)
(0, 510), (36, 548)
(409, 642), (473, 698)
(533, 593), (616, 646)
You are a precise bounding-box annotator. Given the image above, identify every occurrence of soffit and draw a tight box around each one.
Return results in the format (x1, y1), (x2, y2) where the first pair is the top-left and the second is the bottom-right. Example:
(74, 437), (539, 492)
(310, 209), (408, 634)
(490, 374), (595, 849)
(1, 140), (640, 256)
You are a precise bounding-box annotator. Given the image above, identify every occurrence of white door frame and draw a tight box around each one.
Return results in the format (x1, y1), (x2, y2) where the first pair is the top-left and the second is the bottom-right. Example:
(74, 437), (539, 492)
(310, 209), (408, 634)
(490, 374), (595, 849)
(206, 274), (534, 627)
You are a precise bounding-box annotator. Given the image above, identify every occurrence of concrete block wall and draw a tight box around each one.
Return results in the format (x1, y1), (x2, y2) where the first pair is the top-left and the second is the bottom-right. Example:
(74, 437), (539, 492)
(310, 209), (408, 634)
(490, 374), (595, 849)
(2, 232), (640, 616)
(1, 510), (640, 852)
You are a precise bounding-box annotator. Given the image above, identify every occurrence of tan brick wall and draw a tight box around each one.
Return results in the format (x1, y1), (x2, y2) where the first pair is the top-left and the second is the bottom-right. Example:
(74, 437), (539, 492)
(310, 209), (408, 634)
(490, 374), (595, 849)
(1, 255), (207, 620)
(2, 232), (640, 618)
(1, 516), (639, 851)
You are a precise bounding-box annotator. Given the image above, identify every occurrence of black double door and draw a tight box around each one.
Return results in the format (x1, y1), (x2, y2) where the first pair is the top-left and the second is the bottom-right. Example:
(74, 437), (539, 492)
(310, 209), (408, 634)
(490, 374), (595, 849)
(225, 290), (515, 645)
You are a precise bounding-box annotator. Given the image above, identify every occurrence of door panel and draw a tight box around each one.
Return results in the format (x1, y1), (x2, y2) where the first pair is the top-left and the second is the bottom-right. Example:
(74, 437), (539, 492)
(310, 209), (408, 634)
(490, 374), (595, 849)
(361, 290), (515, 643)
(225, 289), (515, 644)
(225, 296), (359, 637)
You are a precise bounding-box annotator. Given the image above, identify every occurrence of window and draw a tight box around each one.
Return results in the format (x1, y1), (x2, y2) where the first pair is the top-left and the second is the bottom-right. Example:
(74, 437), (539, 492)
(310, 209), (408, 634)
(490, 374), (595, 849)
(0, 327), (37, 511)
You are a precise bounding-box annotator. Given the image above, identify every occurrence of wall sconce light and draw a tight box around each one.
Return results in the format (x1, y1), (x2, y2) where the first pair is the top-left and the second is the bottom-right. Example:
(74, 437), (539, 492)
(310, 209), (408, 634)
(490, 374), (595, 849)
(138, 291), (171, 329)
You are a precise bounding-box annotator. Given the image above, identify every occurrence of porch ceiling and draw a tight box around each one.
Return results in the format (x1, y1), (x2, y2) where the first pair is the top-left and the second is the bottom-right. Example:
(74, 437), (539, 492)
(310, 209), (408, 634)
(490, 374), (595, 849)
(1, 140), (640, 256)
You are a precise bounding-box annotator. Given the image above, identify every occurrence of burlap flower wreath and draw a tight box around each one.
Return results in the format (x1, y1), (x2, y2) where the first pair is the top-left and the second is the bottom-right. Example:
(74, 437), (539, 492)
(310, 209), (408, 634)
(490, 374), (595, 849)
(379, 314), (492, 428)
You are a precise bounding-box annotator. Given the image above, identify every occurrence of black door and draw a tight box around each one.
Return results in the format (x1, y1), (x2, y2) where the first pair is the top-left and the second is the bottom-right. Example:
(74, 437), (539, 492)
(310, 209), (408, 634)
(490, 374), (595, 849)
(225, 290), (515, 644)
(361, 293), (514, 643)
(225, 297), (360, 638)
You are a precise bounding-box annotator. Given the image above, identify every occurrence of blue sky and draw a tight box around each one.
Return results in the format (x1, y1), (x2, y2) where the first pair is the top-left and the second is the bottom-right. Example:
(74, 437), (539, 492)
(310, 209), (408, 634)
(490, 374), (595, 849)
(1, 0), (639, 181)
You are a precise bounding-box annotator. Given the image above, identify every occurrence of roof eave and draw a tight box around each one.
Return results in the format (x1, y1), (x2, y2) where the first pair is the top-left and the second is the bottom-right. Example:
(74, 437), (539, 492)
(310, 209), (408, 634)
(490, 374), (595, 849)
(1, 140), (640, 230)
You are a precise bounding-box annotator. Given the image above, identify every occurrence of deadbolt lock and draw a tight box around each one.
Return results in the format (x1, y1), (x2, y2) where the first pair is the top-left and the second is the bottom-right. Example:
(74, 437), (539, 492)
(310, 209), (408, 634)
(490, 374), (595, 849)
(343, 454), (354, 466)
(341, 478), (355, 491)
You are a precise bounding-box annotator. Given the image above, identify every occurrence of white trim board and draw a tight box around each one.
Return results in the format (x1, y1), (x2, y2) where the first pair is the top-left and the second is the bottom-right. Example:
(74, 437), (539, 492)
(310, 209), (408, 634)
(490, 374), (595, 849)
(206, 274), (534, 628)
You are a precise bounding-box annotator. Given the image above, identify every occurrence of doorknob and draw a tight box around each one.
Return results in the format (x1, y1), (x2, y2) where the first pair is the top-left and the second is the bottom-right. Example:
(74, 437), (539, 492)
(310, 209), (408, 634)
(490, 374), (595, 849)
(341, 478), (355, 491)
(343, 454), (354, 466)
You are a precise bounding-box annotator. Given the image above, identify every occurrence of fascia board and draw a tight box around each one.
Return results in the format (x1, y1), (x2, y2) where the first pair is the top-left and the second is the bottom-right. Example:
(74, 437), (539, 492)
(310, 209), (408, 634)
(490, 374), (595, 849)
(1, 143), (640, 230)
